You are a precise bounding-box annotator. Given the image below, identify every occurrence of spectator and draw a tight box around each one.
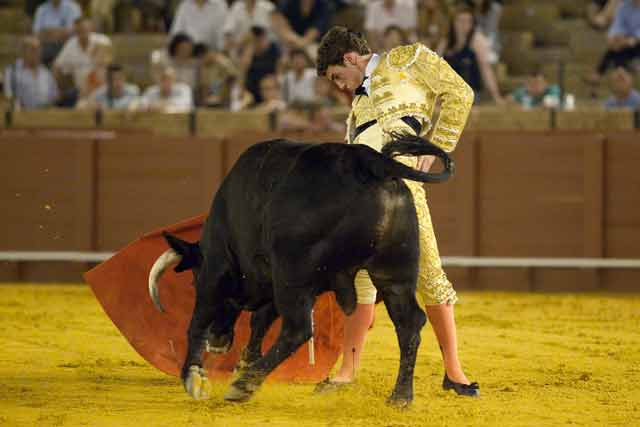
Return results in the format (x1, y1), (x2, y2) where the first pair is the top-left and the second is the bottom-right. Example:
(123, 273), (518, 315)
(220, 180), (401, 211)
(223, 0), (276, 58)
(282, 49), (316, 104)
(587, 0), (622, 31)
(467, 0), (502, 64)
(79, 39), (113, 100)
(604, 66), (640, 110)
(588, 0), (640, 83)
(271, 0), (331, 53)
(77, 63), (140, 110)
(416, 0), (449, 51)
(382, 25), (409, 51)
(32, 0), (82, 65)
(152, 33), (198, 88)
(135, 66), (193, 113)
(308, 102), (346, 133)
(198, 51), (239, 107)
(170, 0), (228, 52)
(440, 6), (504, 104)
(3, 36), (59, 110)
(365, 0), (417, 51)
(510, 67), (561, 110)
(241, 26), (282, 105)
(253, 74), (310, 131)
(53, 17), (112, 107)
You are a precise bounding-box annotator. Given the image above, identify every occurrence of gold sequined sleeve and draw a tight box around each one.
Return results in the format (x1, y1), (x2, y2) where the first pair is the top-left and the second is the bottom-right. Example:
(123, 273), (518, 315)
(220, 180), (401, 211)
(371, 43), (474, 152)
(425, 54), (474, 152)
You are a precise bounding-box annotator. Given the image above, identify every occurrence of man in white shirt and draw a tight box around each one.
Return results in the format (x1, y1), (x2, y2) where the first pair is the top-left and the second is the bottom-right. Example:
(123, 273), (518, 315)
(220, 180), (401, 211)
(33, 0), (82, 64)
(222, 0), (276, 55)
(53, 17), (111, 100)
(170, 0), (228, 51)
(137, 66), (193, 113)
(4, 36), (59, 110)
(282, 48), (317, 104)
(365, 0), (417, 50)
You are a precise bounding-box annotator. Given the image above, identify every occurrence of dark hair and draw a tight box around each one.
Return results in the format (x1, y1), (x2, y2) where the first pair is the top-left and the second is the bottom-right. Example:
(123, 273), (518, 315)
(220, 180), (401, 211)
(251, 26), (267, 37)
(316, 26), (371, 76)
(446, 6), (476, 51)
(107, 63), (124, 74)
(168, 33), (194, 58)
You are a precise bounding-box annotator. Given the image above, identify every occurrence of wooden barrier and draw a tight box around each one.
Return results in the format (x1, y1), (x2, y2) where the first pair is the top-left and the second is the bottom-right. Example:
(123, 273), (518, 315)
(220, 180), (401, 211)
(0, 120), (639, 289)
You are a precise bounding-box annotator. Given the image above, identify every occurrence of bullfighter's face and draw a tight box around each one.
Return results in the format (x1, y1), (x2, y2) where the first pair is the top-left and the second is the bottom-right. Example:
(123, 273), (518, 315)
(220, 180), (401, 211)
(326, 57), (364, 94)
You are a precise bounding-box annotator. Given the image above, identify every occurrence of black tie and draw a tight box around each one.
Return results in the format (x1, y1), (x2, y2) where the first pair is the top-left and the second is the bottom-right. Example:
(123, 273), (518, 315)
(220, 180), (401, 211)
(355, 76), (368, 96)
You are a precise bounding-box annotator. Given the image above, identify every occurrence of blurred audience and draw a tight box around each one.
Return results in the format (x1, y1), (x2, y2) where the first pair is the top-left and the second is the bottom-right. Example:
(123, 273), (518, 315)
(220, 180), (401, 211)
(79, 39), (114, 100)
(416, 0), (449, 51)
(241, 26), (281, 105)
(271, 0), (331, 55)
(307, 102), (346, 133)
(253, 74), (310, 131)
(198, 52), (239, 107)
(152, 33), (198, 88)
(603, 66), (640, 110)
(440, 6), (503, 104)
(223, 0), (276, 59)
(33, 0), (82, 65)
(3, 36), (59, 110)
(466, 0), (502, 63)
(587, 0), (622, 31)
(90, 0), (118, 33)
(135, 65), (193, 112)
(382, 25), (409, 51)
(510, 67), (561, 110)
(170, 0), (228, 52)
(365, 0), (417, 51)
(588, 0), (640, 83)
(281, 49), (316, 104)
(53, 17), (112, 107)
(77, 63), (140, 110)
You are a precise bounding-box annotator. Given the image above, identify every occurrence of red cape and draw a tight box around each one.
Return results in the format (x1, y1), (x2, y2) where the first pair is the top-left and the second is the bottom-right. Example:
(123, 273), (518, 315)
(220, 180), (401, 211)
(84, 215), (344, 382)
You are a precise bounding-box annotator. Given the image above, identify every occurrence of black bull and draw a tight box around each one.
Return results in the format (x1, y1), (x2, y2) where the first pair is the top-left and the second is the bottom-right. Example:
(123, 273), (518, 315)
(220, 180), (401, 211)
(148, 134), (454, 405)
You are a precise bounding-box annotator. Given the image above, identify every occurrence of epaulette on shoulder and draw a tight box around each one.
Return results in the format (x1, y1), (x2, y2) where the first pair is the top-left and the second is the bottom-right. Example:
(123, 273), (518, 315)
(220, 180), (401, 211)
(386, 43), (424, 70)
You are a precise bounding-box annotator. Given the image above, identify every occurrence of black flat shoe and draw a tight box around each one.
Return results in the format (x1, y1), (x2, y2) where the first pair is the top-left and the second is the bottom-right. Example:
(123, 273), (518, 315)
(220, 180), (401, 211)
(443, 373), (480, 397)
(313, 377), (352, 394)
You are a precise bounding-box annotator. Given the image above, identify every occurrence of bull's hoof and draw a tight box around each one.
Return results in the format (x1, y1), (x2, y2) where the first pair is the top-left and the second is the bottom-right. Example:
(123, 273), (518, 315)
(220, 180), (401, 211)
(223, 382), (254, 403)
(183, 366), (212, 400)
(386, 394), (412, 409)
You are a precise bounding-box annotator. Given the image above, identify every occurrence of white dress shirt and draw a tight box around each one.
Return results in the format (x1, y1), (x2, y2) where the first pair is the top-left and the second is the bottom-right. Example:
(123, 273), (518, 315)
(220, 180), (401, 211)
(170, 0), (229, 50)
(53, 32), (112, 89)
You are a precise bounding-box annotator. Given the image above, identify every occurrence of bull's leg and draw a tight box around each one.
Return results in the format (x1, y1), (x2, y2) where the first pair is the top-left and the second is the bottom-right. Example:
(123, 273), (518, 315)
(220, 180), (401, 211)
(224, 288), (314, 402)
(375, 279), (426, 407)
(182, 270), (240, 400)
(236, 302), (279, 371)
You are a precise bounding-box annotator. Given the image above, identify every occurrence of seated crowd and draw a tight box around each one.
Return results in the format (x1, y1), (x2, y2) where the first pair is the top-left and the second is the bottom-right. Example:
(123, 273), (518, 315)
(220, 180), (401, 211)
(3, 0), (640, 126)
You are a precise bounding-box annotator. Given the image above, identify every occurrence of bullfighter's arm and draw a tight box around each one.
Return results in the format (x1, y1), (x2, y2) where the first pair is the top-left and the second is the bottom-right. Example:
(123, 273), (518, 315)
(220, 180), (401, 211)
(372, 43), (474, 153)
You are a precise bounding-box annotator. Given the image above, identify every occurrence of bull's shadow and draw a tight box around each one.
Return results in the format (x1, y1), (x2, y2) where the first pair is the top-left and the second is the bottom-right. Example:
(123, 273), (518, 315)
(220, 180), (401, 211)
(148, 134), (453, 406)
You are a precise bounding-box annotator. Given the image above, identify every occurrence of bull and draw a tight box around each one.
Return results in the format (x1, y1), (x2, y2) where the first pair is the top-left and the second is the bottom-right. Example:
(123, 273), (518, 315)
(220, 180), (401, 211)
(148, 134), (454, 406)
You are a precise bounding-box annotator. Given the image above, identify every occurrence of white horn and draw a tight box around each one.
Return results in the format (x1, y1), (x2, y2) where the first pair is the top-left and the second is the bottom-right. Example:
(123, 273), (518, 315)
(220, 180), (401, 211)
(148, 248), (182, 312)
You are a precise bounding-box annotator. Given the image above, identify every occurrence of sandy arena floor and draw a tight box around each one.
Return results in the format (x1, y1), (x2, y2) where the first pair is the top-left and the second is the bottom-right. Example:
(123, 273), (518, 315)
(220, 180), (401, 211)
(0, 284), (638, 426)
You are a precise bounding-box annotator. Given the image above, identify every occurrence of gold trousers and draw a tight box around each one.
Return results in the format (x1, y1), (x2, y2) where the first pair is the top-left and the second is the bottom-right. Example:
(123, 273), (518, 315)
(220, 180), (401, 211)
(354, 159), (458, 306)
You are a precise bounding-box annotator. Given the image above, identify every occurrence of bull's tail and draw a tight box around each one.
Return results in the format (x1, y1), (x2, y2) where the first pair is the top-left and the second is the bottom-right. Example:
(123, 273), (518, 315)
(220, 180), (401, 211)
(378, 133), (455, 183)
(148, 232), (202, 312)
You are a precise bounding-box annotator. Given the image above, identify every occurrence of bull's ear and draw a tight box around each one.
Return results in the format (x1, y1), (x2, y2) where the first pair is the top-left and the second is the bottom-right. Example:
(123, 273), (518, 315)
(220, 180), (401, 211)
(162, 232), (202, 272)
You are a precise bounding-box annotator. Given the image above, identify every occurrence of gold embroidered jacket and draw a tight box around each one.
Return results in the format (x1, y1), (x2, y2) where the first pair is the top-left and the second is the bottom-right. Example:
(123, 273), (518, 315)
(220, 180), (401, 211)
(347, 43), (474, 153)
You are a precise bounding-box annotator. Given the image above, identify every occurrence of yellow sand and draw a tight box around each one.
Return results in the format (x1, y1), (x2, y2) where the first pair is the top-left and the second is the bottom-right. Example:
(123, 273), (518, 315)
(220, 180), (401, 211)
(0, 285), (638, 427)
